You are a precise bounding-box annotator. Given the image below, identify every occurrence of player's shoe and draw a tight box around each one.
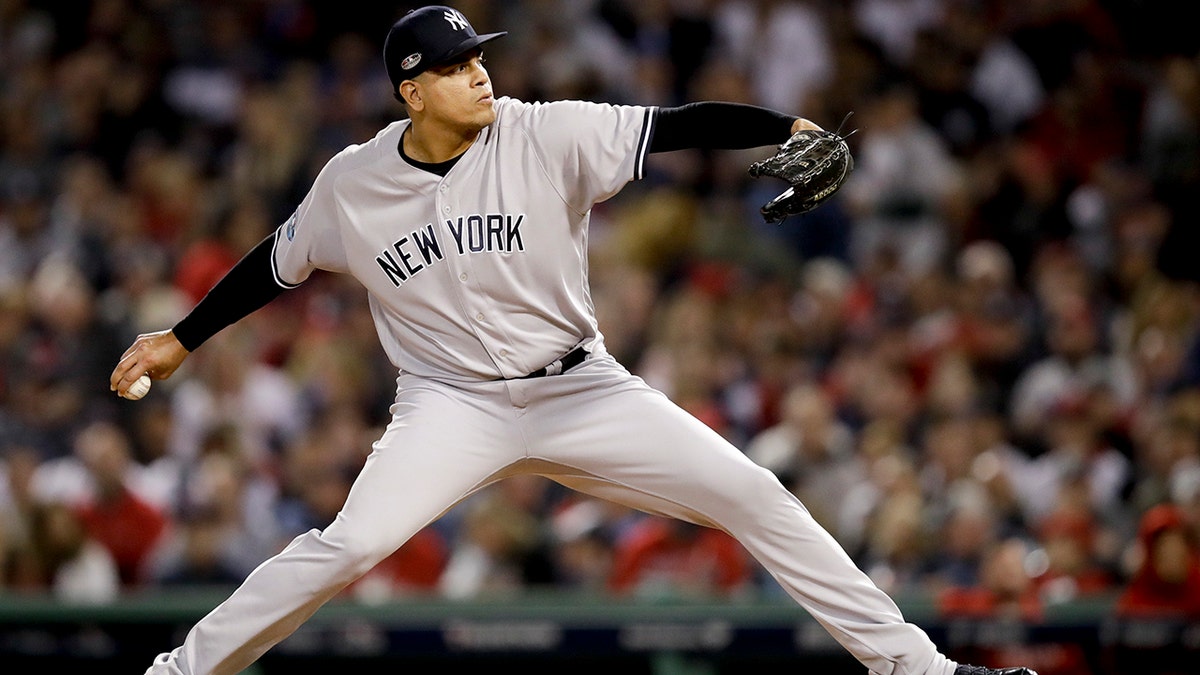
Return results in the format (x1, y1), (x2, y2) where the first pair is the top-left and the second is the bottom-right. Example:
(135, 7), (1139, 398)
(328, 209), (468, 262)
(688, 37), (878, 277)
(955, 666), (1039, 675)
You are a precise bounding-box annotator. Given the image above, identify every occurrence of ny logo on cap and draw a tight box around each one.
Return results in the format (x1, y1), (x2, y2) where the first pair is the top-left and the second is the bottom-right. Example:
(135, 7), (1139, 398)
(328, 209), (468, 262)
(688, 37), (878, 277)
(443, 9), (468, 30)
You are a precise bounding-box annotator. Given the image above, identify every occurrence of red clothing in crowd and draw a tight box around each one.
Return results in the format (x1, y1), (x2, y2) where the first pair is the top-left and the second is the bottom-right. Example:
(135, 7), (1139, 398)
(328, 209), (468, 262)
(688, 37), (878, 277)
(937, 585), (1044, 623)
(75, 487), (168, 586)
(1032, 510), (1117, 600)
(1115, 503), (1200, 619)
(174, 239), (240, 305)
(348, 526), (448, 596)
(609, 518), (752, 596)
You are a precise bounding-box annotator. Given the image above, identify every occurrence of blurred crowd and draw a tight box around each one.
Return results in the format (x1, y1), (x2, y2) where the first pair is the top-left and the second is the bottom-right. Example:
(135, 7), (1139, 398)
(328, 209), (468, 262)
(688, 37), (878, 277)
(2, 0), (1200, 631)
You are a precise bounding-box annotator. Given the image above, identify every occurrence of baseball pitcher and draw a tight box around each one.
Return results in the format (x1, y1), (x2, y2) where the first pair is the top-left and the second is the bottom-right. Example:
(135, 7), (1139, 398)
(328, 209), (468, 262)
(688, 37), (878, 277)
(111, 6), (1036, 675)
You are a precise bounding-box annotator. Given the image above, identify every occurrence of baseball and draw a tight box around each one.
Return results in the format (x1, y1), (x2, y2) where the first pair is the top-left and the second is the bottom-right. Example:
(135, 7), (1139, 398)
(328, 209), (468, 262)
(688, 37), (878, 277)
(123, 374), (152, 401)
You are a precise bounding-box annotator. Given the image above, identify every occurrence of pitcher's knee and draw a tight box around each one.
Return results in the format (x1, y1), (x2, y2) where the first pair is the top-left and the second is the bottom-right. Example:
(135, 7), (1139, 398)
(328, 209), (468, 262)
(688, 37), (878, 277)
(280, 523), (393, 581)
(747, 463), (791, 499)
(720, 464), (795, 519)
(308, 526), (397, 580)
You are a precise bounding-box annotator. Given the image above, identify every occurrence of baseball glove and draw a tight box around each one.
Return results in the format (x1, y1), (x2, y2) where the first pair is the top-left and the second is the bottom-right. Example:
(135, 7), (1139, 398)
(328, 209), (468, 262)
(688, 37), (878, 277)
(749, 113), (856, 223)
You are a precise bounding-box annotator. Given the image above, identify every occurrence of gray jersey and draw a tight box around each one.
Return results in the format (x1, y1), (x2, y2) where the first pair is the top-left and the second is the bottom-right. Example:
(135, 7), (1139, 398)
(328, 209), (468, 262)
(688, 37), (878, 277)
(272, 97), (655, 381)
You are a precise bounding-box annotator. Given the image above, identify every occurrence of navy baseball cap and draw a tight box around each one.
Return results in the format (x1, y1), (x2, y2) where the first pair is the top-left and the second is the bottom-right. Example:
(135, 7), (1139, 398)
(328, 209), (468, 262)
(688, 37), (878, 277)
(384, 6), (506, 87)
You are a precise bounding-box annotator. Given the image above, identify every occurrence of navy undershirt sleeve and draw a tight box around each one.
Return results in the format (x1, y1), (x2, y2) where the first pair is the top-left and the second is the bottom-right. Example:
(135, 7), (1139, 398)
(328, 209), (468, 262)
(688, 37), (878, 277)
(648, 102), (798, 153)
(172, 234), (287, 352)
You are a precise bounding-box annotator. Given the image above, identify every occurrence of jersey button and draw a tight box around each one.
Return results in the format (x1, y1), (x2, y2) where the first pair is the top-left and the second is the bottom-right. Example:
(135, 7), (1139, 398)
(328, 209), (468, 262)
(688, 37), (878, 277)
(499, 349), (508, 357)
(475, 313), (484, 321)
(442, 205), (450, 214)
(439, 184), (448, 193)
(459, 273), (468, 282)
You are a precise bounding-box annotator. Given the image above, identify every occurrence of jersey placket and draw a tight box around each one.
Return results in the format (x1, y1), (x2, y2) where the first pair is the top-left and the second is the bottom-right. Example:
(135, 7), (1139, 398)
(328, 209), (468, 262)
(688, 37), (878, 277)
(437, 178), (526, 378)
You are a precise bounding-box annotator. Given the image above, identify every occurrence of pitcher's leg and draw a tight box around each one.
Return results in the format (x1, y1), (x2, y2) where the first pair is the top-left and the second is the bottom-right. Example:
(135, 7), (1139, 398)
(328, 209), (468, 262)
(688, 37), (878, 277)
(148, 380), (524, 675)
(524, 362), (956, 675)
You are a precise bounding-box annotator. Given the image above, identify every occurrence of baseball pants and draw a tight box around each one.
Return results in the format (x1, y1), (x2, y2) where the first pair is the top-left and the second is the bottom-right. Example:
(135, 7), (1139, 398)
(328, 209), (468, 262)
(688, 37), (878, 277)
(146, 353), (956, 675)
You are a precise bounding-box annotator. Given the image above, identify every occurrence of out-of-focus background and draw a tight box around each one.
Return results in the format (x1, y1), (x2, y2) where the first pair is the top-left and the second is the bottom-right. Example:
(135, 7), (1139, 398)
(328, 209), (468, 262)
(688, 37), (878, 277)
(1, 1), (1199, 674)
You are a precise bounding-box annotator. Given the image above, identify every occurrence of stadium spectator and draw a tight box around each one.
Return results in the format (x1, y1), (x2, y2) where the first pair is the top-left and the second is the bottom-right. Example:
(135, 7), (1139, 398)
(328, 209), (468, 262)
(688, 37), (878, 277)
(66, 420), (169, 587)
(1114, 503), (1200, 618)
(609, 515), (754, 599)
(438, 486), (549, 600)
(21, 500), (120, 603)
(938, 536), (1042, 622)
(1031, 508), (1117, 605)
(744, 381), (861, 538)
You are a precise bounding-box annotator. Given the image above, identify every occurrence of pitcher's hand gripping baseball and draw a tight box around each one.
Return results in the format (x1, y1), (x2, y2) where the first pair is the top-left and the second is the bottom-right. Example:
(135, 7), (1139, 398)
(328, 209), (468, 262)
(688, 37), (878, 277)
(749, 113), (856, 223)
(110, 329), (189, 400)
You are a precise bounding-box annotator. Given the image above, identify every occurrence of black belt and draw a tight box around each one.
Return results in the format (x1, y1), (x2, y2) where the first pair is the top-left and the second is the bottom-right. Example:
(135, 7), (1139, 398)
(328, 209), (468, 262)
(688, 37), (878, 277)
(520, 345), (589, 379)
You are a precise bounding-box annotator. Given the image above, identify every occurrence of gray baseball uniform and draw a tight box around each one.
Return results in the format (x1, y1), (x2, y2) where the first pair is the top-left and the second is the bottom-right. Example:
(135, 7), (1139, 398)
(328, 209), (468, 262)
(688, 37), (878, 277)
(143, 93), (956, 675)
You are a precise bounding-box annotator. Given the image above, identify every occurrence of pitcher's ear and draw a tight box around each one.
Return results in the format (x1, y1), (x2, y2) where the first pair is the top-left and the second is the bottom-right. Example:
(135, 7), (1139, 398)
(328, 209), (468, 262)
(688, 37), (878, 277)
(398, 81), (423, 110)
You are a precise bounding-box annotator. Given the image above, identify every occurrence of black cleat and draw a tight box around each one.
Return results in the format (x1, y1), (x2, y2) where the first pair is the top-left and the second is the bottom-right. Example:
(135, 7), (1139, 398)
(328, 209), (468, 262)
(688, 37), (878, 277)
(955, 666), (1038, 675)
